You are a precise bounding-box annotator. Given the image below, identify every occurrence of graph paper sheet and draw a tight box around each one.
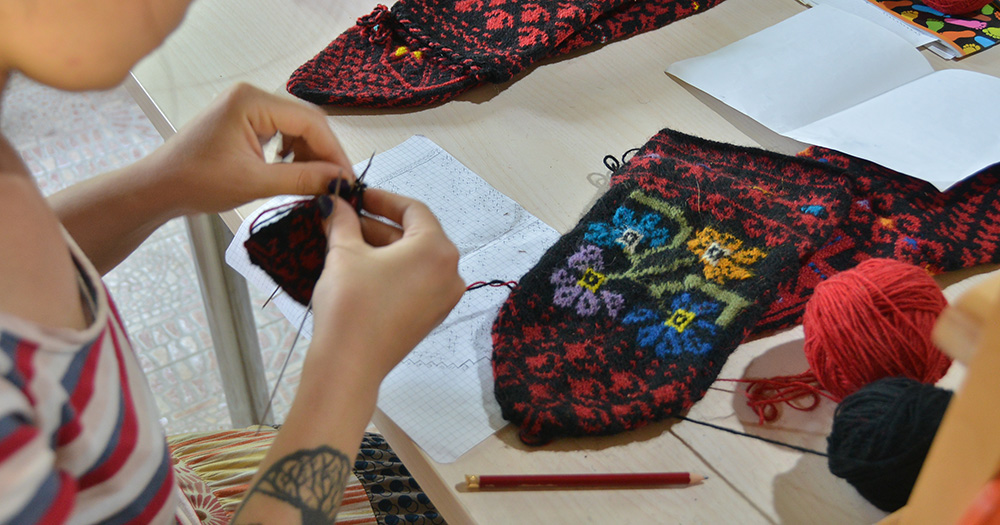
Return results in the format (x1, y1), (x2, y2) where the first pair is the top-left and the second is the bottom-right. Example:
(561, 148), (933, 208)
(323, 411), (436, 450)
(226, 135), (560, 462)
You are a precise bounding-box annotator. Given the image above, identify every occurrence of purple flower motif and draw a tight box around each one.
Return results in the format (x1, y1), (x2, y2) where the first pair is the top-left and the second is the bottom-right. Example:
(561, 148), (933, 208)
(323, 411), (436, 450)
(550, 244), (625, 318)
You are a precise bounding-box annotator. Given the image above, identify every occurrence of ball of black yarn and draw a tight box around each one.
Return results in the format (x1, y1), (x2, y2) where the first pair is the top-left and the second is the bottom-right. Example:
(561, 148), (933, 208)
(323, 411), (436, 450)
(826, 376), (953, 512)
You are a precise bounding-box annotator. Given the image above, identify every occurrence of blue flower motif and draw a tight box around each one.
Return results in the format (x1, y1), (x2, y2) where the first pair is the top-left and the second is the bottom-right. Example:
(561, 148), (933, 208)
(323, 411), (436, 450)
(584, 206), (671, 254)
(622, 293), (722, 357)
(550, 244), (625, 318)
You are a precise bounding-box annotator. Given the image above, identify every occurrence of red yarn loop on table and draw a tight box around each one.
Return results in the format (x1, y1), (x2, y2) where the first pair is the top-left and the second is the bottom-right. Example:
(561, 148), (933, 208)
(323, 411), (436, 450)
(803, 258), (951, 402)
(924, 0), (991, 14)
(723, 373), (838, 424)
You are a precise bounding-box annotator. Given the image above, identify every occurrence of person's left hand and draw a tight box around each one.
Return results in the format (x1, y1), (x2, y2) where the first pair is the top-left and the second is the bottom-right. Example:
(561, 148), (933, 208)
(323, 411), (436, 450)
(140, 83), (353, 216)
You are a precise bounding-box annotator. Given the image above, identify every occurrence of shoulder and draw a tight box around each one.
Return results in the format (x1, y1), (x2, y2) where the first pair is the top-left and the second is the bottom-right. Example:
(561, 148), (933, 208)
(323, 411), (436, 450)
(0, 171), (88, 330)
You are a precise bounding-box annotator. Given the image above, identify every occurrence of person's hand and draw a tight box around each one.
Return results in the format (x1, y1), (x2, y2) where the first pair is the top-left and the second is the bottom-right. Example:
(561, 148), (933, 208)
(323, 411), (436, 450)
(933, 270), (1000, 364)
(142, 83), (353, 217)
(307, 188), (465, 381)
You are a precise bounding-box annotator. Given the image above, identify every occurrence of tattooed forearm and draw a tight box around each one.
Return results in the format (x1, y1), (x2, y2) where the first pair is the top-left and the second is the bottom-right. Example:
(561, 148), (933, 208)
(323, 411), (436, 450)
(234, 445), (352, 524)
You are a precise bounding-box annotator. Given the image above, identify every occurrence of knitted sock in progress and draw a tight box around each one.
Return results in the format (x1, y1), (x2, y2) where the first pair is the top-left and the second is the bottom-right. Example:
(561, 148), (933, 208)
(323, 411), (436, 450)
(243, 175), (367, 307)
(287, 0), (727, 108)
(754, 147), (1000, 334)
(243, 198), (328, 306)
(491, 129), (850, 444)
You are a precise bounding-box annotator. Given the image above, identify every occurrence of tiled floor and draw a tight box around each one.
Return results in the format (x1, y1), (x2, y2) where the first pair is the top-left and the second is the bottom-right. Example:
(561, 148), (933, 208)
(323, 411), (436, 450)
(1, 74), (304, 434)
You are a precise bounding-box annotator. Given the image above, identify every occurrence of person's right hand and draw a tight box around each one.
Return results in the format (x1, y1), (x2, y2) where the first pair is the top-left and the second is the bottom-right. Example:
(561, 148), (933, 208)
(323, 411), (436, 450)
(306, 188), (465, 381)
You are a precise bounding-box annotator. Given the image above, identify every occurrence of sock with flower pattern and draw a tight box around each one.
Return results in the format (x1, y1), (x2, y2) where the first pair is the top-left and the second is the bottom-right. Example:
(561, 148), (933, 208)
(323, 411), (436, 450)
(243, 178), (365, 306)
(491, 129), (850, 444)
(287, 0), (727, 108)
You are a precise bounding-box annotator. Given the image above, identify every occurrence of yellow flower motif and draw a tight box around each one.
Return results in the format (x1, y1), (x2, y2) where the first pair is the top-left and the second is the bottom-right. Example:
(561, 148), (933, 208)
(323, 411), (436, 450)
(687, 227), (766, 284)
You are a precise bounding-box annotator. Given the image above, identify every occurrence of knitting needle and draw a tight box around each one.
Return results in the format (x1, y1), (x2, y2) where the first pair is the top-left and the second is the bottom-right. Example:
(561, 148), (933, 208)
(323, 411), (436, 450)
(256, 182), (342, 430)
(256, 299), (312, 430)
(262, 286), (283, 309)
(255, 154), (373, 428)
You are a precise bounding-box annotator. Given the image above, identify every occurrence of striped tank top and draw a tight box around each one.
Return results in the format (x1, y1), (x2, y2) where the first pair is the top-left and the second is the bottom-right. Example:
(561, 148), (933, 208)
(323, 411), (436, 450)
(0, 231), (194, 523)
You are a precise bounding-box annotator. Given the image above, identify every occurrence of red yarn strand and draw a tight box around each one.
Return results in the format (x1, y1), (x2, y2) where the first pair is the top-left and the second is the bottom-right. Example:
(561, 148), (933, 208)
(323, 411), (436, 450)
(249, 198), (311, 233)
(721, 373), (838, 424)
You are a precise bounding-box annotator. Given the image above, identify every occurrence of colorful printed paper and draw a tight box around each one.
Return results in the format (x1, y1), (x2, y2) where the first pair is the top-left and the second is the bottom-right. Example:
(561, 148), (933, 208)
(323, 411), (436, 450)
(870, 0), (1000, 56)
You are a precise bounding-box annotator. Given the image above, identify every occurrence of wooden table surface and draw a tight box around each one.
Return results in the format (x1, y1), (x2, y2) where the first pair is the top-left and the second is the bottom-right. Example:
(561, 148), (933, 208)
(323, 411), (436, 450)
(129, 0), (1000, 522)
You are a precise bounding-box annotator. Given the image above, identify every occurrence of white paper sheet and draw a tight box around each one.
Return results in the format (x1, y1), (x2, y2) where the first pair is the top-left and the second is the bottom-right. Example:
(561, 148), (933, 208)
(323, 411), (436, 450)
(667, 4), (1000, 190)
(225, 136), (560, 462)
(790, 69), (1000, 191)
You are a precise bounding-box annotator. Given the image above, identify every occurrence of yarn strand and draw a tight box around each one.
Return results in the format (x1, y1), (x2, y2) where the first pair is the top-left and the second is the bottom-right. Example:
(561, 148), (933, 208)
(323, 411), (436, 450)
(676, 416), (828, 457)
(466, 280), (517, 291)
(720, 373), (838, 425)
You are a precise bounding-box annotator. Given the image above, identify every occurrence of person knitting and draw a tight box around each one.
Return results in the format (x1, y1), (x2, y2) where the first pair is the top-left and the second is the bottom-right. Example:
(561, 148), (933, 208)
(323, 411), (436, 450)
(0, 1), (464, 522)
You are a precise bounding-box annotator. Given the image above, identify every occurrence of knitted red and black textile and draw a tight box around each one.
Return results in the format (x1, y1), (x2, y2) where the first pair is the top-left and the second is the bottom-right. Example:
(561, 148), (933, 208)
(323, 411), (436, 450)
(244, 198), (328, 306)
(753, 148), (1000, 334)
(243, 177), (368, 306)
(287, 0), (726, 108)
(491, 129), (851, 444)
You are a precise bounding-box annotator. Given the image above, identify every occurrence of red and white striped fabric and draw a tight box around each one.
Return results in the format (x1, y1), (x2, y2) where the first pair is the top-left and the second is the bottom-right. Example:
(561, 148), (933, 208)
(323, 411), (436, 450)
(0, 232), (193, 524)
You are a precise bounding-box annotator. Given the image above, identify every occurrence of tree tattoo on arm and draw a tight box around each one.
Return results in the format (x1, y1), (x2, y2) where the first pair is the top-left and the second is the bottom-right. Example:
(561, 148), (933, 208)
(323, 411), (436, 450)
(235, 445), (352, 524)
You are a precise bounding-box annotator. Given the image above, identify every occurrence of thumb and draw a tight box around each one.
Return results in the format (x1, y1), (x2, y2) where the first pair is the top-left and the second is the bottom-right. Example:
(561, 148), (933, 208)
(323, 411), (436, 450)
(260, 160), (345, 197)
(324, 195), (364, 249)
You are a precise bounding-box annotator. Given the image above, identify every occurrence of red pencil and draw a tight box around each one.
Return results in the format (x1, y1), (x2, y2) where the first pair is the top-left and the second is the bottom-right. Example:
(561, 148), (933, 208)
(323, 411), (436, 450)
(465, 472), (705, 490)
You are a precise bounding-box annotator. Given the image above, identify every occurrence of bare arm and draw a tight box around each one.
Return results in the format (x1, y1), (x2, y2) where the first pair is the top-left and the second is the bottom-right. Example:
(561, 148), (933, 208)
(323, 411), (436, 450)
(49, 84), (353, 274)
(232, 364), (377, 524)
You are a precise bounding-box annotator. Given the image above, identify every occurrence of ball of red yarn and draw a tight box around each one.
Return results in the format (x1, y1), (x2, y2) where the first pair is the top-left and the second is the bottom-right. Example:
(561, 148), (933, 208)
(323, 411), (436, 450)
(924, 0), (991, 14)
(802, 258), (951, 401)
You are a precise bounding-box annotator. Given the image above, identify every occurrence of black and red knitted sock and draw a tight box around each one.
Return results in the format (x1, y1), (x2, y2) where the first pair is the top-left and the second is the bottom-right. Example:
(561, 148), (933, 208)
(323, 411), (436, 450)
(491, 129), (850, 444)
(752, 147), (1000, 334)
(244, 198), (327, 306)
(243, 179), (366, 306)
(287, 0), (726, 108)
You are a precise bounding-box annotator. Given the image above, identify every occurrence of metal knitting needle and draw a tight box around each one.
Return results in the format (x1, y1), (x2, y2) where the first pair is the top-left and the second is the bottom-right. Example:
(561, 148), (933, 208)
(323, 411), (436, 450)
(256, 182), (342, 430)
(262, 286), (283, 309)
(358, 151), (375, 183)
(256, 298), (312, 431)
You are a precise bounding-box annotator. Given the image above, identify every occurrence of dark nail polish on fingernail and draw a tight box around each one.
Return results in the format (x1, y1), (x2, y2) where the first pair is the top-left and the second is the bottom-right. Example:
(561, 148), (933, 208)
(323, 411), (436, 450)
(317, 195), (333, 218)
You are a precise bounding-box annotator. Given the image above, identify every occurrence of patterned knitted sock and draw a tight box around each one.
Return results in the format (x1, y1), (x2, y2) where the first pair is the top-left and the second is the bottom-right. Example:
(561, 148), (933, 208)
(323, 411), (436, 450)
(491, 129), (850, 444)
(243, 198), (328, 306)
(242, 178), (366, 306)
(287, 0), (726, 108)
(753, 147), (1000, 334)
